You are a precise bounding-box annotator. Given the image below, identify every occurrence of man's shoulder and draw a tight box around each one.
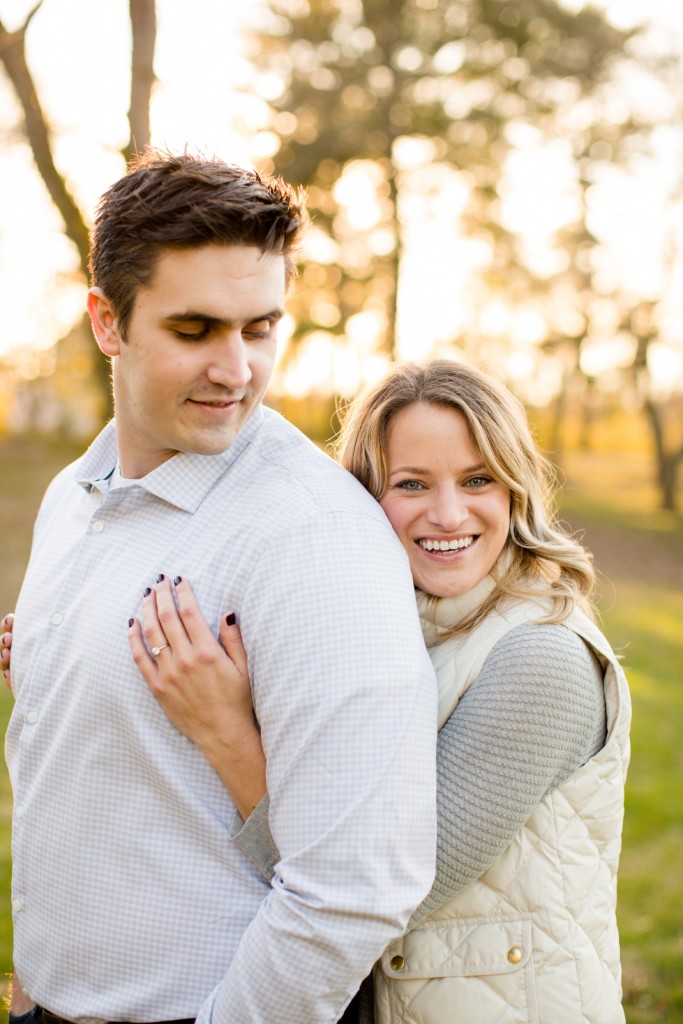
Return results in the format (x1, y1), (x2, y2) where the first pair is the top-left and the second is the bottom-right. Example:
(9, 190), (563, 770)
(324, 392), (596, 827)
(34, 424), (115, 523)
(246, 407), (385, 520)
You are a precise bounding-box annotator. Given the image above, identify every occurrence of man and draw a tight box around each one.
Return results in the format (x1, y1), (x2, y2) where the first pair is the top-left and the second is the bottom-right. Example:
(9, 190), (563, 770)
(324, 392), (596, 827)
(5, 150), (437, 1024)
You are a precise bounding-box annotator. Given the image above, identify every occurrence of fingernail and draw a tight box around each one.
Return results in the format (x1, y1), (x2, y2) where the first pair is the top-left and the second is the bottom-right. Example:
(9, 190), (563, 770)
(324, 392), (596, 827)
(174, 576), (183, 586)
(143, 587), (151, 597)
(128, 618), (134, 628)
(156, 573), (165, 582)
(226, 612), (236, 626)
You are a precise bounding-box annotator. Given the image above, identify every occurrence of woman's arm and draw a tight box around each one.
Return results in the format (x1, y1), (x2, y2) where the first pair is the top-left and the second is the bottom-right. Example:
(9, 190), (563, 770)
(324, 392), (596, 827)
(128, 576), (267, 822)
(181, 621), (607, 898)
(411, 620), (606, 923)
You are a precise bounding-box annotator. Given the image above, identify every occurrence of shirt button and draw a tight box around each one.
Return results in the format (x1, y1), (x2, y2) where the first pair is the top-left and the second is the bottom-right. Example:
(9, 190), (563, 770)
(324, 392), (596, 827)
(507, 947), (522, 964)
(15, 806), (24, 819)
(12, 899), (23, 913)
(51, 613), (63, 626)
(92, 521), (105, 533)
(26, 710), (38, 725)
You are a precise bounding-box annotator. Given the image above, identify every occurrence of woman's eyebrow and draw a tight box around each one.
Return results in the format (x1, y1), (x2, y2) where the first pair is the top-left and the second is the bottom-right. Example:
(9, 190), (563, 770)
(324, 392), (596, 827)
(388, 462), (487, 476)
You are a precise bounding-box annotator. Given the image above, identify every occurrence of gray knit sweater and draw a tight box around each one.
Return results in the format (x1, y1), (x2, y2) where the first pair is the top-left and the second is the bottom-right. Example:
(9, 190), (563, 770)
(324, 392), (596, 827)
(231, 622), (606, 1021)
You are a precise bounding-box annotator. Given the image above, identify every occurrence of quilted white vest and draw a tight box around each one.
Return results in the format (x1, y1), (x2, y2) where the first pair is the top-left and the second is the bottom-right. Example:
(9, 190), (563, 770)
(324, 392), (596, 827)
(374, 581), (631, 1024)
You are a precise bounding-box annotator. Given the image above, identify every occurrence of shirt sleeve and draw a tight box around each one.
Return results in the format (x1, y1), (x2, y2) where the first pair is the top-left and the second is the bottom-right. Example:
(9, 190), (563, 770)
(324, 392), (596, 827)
(410, 622), (606, 925)
(197, 511), (438, 1024)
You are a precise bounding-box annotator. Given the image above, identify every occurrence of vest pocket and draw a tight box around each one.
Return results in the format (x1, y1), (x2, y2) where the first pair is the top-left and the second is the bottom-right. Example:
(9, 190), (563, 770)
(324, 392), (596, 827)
(376, 915), (538, 1023)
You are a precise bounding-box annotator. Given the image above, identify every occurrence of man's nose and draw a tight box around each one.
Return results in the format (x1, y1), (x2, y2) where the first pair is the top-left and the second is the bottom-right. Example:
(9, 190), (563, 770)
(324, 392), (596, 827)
(206, 331), (252, 390)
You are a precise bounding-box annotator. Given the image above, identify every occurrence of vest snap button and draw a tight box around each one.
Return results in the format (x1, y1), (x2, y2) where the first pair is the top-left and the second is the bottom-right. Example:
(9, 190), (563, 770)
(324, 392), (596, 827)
(507, 946), (522, 964)
(390, 954), (405, 971)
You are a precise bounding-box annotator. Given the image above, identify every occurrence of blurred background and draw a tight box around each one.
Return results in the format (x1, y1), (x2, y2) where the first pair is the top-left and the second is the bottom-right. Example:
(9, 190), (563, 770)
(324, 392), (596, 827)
(0, 0), (681, 1020)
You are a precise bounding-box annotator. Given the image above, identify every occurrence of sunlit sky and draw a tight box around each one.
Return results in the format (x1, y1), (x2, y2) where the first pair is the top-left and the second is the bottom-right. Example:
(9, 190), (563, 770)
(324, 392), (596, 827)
(1, 0), (682, 399)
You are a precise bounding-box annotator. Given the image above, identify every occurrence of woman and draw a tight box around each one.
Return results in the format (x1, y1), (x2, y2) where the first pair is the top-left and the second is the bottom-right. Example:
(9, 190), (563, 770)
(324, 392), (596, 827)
(2, 360), (630, 1023)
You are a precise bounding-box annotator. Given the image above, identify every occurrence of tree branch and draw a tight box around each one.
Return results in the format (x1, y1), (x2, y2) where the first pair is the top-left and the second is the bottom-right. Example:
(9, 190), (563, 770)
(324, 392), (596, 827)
(124, 0), (157, 162)
(0, 4), (90, 270)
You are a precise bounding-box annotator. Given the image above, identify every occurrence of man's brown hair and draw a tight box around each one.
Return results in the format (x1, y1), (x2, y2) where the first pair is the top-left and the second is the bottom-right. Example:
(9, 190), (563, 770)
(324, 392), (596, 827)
(88, 148), (307, 338)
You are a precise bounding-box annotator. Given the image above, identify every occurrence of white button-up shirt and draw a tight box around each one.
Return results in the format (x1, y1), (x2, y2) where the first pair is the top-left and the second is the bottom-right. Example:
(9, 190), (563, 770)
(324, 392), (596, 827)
(6, 405), (437, 1024)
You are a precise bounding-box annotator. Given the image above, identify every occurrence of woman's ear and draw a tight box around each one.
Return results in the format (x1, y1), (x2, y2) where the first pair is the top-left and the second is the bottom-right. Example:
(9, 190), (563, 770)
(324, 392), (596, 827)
(87, 287), (122, 357)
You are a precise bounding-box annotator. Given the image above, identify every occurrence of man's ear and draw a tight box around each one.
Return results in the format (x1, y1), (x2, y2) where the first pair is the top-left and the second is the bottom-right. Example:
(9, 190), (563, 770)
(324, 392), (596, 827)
(87, 287), (122, 357)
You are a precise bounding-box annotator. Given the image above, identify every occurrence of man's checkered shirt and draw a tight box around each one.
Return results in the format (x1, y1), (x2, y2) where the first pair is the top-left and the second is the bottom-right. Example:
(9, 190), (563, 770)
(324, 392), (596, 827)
(7, 405), (437, 1024)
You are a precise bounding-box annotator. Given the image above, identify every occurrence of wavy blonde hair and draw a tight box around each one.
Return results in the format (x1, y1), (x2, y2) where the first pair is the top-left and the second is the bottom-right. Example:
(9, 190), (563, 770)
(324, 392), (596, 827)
(334, 359), (595, 635)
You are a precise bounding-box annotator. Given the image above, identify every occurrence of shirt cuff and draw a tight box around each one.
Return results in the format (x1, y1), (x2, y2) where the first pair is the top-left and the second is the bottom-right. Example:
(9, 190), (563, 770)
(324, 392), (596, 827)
(229, 794), (279, 882)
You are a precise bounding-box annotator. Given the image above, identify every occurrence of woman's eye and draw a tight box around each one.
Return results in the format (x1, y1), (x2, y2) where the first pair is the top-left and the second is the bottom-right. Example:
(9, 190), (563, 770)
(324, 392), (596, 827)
(466, 475), (491, 488)
(396, 479), (424, 492)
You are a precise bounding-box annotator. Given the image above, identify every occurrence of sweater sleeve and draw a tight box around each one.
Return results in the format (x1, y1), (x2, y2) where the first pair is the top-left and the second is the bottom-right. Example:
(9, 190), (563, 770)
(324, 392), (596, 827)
(230, 623), (607, 930)
(230, 795), (278, 882)
(410, 622), (606, 924)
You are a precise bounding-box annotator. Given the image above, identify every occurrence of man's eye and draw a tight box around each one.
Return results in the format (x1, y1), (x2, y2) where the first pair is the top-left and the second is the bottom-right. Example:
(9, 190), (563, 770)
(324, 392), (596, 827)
(172, 326), (210, 340)
(244, 320), (274, 339)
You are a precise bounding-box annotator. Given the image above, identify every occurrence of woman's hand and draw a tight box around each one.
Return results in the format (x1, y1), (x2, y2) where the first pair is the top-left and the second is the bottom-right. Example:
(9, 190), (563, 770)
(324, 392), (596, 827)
(1, 613), (14, 689)
(128, 576), (266, 819)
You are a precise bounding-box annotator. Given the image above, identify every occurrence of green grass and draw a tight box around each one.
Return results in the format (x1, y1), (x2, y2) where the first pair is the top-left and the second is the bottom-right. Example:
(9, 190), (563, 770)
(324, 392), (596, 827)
(560, 452), (683, 1024)
(0, 436), (681, 1021)
(601, 583), (683, 1023)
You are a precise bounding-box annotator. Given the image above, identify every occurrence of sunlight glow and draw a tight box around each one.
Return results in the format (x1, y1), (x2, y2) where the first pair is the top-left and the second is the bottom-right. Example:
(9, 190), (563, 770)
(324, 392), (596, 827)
(0, 0), (682, 419)
(580, 334), (638, 376)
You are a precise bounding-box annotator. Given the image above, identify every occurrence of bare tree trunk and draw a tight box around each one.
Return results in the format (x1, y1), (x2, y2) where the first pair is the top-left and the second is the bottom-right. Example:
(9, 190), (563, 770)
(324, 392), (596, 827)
(1, 1), (158, 425)
(643, 399), (682, 512)
(548, 382), (567, 465)
(124, 0), (157, 162)
(384, 165), (400, 359)
(0, 3), (90, 269)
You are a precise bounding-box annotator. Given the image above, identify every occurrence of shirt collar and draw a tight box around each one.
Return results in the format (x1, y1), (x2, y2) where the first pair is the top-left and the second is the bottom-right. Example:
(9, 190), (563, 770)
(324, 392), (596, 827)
(76, 406), (264, 513)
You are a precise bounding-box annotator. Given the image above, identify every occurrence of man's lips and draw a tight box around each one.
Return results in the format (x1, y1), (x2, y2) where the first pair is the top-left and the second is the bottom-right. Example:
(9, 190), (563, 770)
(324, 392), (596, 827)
(188, 395), (243, 409)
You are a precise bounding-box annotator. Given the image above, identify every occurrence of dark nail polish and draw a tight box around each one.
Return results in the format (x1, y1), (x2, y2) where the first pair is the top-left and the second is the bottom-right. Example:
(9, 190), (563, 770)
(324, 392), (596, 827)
(128, 618), (134, 628)
(226, 612), (236, 626)
(143, 587), (151, 597)
(174, 576), (183, 586)
(156, 573), (165, 583)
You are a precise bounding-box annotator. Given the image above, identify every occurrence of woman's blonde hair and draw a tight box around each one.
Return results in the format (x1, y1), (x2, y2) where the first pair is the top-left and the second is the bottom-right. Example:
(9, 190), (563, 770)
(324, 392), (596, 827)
(334, 359), (595, 634)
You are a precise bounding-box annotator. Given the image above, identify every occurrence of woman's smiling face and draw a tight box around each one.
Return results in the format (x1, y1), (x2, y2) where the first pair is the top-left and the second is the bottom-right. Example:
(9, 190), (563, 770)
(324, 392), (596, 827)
(379, 402), (511, 598)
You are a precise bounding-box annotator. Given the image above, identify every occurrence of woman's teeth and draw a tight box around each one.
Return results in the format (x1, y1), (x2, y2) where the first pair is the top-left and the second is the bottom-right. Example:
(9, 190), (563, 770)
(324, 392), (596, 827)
(419, 537), (474, 552)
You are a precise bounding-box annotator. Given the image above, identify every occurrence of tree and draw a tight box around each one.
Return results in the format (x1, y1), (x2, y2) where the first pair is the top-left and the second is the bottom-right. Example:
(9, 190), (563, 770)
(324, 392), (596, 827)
(241, 0), (633, 378)
(243, 1), (682, 510)
(0, 0), (157, 421)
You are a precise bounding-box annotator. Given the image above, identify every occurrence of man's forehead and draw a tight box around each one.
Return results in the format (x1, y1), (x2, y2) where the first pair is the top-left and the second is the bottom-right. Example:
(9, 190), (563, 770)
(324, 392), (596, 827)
(133, 244), (287, 311)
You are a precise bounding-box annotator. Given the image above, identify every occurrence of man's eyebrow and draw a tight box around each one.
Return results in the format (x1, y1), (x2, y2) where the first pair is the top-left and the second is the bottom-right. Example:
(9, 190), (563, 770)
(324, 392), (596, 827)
(163, 308), (285, 325)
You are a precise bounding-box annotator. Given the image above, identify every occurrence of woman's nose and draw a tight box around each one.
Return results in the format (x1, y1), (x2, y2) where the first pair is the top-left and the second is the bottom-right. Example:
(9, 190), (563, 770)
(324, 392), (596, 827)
(426, 486), (468, 531)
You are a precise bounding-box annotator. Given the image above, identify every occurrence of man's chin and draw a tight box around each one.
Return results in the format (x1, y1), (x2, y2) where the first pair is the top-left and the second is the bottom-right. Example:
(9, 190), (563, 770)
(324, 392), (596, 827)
(183, 428), (241, 457)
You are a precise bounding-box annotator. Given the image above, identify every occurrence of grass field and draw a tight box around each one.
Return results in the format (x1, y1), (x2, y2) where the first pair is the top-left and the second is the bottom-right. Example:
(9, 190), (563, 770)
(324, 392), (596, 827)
(560, 450), (683, 1024)
(0, 435), (681, 1022)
